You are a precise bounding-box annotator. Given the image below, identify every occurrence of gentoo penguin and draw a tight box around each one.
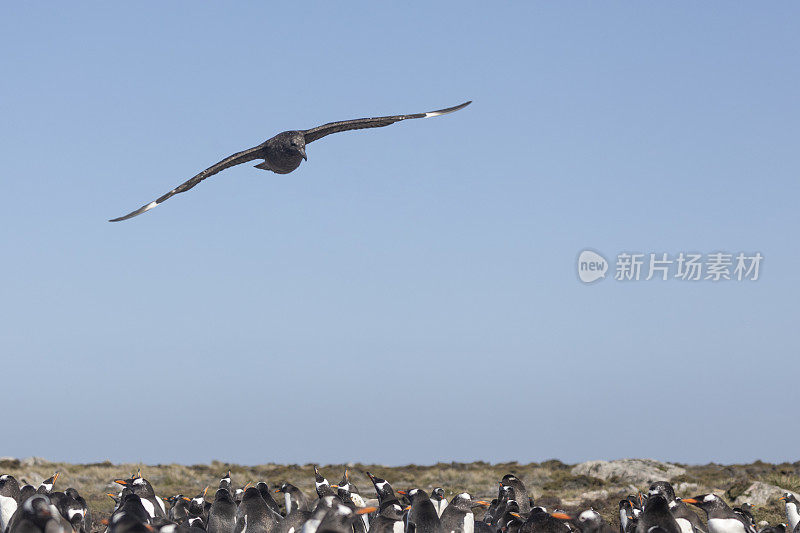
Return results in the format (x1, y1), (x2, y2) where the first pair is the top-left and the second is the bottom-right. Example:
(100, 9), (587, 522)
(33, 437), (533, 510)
(314, 468), (336, 499)
(557, 510), (616, 533)
(105, 511), (152, 533)
(497, 502), (525, 533)
(636, 495), (682, 533)
(185, 516), (206, 533)
(518, 508), (571, 533)
(368, 503), (406, 533)
(235, 487), (280, 533)
(439, 493), (490, 533)
(481, 499), (499, 526)
(405, 489), (442, 533)
(682, 495), (755, 533)
(316, 502), (375, 533)
(219, 472), (233, 494)
(430, 490), (448, 519)
(336, 470), (367, 509)
(114, 475), (166, 519)
(112, 493), (153, 525)
(18, 486), (36, 507)
(277, 501), (313, 533)
(366, 473), (398, 506)
(61, 488), (91, 533)
(620, 500), (638, 533)
(235, 485), (252, 506)
(761, 526), (788, 533)
(301, 496), (338, 533)
(331, 483), (367, 533)
(731, 504), (755, 531)
(490, 485), (515, 529)
(166, 495), (191, 522)
(648, 482), (706, 533)
(255, 482), (283, 518)
(8, 494), (62, 533)
(187, 487), (211, 520)
(779, 494), (799, 532)
(276, 484), (312, 513)
(501, 476), (531, 515)
(0, 475), (21, 533)
(36, 474), (59, 495)
(207, 488), (237, 533)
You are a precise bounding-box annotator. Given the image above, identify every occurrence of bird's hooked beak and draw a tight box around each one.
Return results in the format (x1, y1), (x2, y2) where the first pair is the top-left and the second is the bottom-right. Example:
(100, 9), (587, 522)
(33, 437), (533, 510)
(299, 146), (307, 161)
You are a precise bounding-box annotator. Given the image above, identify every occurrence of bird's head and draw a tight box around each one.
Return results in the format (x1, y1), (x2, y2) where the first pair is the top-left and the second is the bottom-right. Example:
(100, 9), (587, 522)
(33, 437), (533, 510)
(286, 131), (307, 160)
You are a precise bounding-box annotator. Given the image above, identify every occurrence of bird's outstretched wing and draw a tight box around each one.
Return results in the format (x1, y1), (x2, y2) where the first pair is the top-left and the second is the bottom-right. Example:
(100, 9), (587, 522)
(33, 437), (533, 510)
(109, 144), (265, 222)
(301, 100), (471, 144)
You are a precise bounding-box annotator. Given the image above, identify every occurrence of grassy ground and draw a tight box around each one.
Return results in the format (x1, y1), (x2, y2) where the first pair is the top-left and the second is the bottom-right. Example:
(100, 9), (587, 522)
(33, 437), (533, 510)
(1, 459), (798, 531)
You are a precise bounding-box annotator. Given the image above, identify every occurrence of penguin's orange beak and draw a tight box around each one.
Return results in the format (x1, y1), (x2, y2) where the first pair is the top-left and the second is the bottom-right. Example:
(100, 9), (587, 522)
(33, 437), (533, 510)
(397, 490), (407, 495)
(681, 498), (699, 504)
(182, 497), (191, 502)
(552, 513), (572, 520)
(357, 507), (377, 515)
(404, 506), (411, 511)
(53, 472), (60, 483)
(114, 479), (128, 486)
(274, 489), (282, 493)
(475, 501), (491, 507)
(779, 496), (787, 501)
(510, 512), (522, 519)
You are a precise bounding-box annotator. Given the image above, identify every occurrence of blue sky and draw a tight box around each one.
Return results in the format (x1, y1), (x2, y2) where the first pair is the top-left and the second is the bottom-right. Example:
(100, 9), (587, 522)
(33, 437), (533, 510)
(1, 3), (798, 466)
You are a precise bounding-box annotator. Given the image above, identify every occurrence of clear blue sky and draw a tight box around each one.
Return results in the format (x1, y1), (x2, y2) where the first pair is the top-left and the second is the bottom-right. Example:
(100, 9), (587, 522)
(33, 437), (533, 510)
(1, 3), (798, 466)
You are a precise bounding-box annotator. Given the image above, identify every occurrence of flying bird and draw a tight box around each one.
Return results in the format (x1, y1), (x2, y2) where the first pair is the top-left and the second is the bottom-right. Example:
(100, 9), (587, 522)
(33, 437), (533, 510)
(109, 100), (471, 222)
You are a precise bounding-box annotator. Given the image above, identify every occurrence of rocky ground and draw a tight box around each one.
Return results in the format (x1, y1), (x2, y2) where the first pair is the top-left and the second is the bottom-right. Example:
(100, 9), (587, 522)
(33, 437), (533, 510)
(1, 458), (798, 530)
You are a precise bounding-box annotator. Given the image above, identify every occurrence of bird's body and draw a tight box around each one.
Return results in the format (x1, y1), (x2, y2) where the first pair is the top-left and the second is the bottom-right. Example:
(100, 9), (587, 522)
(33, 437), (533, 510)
(0, 475), (21, 533)
(439, 493), (489, 533)
(109, 101), (471, 221)
(682, 495), (753, 533)
(780, 494), (800, 532)
(207, 489), (237, 533)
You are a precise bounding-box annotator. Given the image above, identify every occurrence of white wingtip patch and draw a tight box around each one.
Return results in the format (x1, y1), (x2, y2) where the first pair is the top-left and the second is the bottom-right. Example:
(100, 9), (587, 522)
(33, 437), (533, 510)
(425, 111), (444, 118)
(144, 201), (158, 211)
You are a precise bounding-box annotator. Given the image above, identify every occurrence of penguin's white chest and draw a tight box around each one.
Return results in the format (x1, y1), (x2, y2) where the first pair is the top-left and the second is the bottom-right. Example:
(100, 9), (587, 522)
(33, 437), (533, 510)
(708, 518), (746, 533)
(463, 513), (474, 533)
(0, 495), (18, 531)
(786, 502), (800, 532)
(674, 518), (694, 533)
(140, 498), (156, 518)
(393, 520), (405, 533)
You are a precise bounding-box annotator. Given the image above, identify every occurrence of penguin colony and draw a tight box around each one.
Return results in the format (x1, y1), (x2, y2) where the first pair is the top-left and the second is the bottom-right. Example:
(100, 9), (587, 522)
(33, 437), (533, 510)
(1, 469), (798, 533)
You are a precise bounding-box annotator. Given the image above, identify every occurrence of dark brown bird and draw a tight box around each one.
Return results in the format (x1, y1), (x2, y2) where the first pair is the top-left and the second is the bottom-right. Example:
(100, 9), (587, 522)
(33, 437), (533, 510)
(109, 101), (471, 222)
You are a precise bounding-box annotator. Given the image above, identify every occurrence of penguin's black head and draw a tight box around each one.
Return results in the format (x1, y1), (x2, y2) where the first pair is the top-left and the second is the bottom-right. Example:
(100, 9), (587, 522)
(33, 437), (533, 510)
(431, 488), (445, 501)
(681, 494), (724, 510)
(38, 472), (59, 493)
(380, 503), (405, 520)
(780, 493), (799, 504)
(648, 481), (676, 502)
(214, 488), (234, 503)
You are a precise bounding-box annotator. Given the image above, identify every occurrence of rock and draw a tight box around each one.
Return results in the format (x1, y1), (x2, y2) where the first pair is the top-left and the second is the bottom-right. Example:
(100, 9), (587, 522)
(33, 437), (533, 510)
(20, 457), (48, 467)
(732, 481), (799, 506)
(581, 489), (610, 501)
(571, 459), (686, 486)
(676, 482), (699, 496)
